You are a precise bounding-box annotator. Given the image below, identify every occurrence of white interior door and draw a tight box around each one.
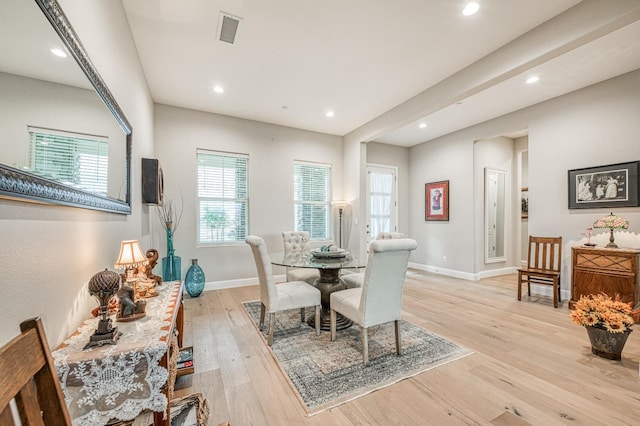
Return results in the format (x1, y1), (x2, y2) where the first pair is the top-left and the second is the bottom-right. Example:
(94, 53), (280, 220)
(366, 164), (398, 248)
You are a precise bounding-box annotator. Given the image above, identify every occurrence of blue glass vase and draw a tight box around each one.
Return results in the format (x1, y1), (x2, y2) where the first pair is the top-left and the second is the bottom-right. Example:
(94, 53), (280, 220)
(185, 259), (205, 297)
(162, 224), (181, 282)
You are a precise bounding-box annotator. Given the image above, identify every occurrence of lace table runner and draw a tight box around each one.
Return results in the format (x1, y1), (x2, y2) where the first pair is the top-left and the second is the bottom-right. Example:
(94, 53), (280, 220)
(52, 281), (182, 426)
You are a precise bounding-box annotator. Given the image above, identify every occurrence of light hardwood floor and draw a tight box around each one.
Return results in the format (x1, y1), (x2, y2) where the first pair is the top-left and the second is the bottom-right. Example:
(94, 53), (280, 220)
(173, 270), (640, 425)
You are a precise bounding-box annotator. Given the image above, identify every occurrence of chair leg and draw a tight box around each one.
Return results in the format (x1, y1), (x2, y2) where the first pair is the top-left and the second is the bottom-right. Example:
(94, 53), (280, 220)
(315, 305), (320, 336)
(267, 313), (275, 346)
(395, 320), (402, 355)
(330, 309), (337, 341)
(361, 326), (369, 366)
(300, 307), (305, 322)
(553, 277), (559, 308)
(259, 303), (266, 331)
(517, 271), (522, 301)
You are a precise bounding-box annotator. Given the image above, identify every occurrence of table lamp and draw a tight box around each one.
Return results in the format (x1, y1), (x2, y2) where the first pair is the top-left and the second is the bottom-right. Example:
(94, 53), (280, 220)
(85, 269), (122, 349)
(114, 240), (149, 282)
(593, 212), (629, 248)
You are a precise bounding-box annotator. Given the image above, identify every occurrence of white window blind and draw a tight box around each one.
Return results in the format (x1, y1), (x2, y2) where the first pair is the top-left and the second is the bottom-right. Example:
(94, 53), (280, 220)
(28, 126), (108, 195)
(197, 150), (248, 244)
(294, 161), (331, 239)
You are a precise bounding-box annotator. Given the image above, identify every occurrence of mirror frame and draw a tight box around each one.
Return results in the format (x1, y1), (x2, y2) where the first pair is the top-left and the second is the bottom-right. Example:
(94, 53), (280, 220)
(484, 167), (507, 264)
(0, 0), (132, 214)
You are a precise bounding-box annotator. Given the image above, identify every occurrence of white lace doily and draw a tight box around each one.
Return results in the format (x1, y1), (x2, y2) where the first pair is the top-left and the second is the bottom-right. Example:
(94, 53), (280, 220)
(53, 281), (182, 426)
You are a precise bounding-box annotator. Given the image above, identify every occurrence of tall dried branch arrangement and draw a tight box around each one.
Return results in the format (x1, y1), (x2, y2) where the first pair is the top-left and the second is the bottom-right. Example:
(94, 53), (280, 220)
(157, 191), (184, 235)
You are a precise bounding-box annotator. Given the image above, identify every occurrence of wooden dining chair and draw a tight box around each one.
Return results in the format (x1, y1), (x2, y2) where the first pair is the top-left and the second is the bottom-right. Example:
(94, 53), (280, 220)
(0, 317), (72, 425)
(517, 236), (563, 308)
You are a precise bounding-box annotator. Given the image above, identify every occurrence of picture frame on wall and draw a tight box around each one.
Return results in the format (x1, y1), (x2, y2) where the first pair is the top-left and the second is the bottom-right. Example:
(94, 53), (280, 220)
(568, 161), (639, 209)
(425, 180), (449, 221)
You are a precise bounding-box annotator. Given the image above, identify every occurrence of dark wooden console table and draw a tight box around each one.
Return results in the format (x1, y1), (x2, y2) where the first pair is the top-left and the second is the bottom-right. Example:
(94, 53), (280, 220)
(570, 246), (640, 310)
(52, 281), (184, 426)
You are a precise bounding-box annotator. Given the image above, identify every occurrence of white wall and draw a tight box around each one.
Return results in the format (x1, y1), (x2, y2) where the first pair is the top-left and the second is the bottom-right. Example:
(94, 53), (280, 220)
(366, 142), (410, 236)
(474, 136), (515, 274)
(407, 69), (640, 287)
(153, 104), (343, 287)
(408, 136), (476, 278)
(0, 0), (154, 347)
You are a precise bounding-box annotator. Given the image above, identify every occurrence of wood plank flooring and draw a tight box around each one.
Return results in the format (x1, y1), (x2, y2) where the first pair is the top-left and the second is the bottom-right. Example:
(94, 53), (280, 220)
(173, 270), (640, 425)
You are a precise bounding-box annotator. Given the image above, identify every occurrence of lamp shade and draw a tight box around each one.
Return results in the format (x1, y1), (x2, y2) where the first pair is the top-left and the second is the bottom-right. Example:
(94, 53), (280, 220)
(114, 240), (148, 269)
(593, 212), (629, 230)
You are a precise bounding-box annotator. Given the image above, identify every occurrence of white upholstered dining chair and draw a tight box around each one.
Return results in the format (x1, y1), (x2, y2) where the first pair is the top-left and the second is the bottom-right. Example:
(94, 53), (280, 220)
(330, 238), (417, 365)
(341, 231), (405, 289)
(246, 235), (321, 345)
(282, 231), (320, 285)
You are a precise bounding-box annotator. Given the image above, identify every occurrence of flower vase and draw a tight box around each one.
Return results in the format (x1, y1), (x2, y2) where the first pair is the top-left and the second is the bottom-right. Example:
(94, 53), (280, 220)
(185, 259), (205, 297)
(585, 325), (631, 360)
(162, 224), (181, 282)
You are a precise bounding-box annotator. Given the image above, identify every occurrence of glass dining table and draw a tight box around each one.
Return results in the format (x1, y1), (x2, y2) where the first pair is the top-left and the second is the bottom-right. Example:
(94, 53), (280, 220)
(271, 251), (366, 330)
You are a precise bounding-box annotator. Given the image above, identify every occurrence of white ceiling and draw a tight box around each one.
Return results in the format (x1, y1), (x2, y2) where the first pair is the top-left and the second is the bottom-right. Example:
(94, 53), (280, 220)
(5, 1), (639, 149)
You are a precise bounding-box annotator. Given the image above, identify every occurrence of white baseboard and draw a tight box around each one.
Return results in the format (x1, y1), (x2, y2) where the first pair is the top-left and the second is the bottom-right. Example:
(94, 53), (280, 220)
(198, 274), (286, 293)
(476, 267), (518, 280)
(408, 262), (518, 281)
(408, 262), (477, 281)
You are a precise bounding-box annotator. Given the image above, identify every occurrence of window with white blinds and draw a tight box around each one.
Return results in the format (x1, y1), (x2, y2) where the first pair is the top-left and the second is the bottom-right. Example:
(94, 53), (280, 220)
(294, 161), (332, 239)
(28, 127), (108, 195)
(197, 150), (248, 244)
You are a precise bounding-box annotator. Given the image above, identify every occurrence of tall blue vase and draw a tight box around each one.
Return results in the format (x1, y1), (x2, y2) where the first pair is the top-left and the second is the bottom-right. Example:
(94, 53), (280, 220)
(162, 224), (181, 282)
(185, 259), (205, 297)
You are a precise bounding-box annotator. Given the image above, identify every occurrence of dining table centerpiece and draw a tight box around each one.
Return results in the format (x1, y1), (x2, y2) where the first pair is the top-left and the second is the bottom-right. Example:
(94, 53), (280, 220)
(569, 293), (638, 360)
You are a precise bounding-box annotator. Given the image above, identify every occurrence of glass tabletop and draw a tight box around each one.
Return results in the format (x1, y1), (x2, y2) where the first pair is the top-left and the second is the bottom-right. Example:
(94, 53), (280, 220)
(271, 251), (366, 269)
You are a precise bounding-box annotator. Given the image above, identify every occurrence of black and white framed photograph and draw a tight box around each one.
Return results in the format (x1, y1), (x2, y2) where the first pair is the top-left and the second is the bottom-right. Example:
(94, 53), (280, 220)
(568, 161), (639, 209)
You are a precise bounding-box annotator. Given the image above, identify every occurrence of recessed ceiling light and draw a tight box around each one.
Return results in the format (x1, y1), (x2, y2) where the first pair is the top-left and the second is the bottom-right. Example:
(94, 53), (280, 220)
(418, 123), (427, 129)
(281, 105), (288, 110)
(50, 48), (67, 58)
(526, 76), (540, 84)
(462, 2), (480, 16)
(326, 110), (335, 118)
(213, 85), (224, 93)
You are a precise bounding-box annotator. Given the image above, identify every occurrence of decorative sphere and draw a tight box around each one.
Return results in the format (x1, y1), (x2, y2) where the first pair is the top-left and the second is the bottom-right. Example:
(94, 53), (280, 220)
(88, 269), (121, 295)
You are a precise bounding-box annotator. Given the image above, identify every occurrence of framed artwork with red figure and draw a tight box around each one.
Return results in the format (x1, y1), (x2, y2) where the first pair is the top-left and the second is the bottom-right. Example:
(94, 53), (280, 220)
(425, 180), (449, 221)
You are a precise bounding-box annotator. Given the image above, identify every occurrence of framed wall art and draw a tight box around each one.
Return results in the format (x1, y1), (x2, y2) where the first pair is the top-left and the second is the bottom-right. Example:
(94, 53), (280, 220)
(425, 180), (449, 221)
(568, 161), (639, 209)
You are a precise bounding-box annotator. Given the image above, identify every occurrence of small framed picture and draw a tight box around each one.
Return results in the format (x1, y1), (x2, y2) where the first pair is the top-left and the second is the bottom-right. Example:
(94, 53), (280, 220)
(568, 161), (639, 209)
(425, 180), (449, 221)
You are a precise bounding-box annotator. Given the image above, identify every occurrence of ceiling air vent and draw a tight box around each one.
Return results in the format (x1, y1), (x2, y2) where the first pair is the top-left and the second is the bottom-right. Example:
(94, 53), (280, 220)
(217, 12), (241, 45)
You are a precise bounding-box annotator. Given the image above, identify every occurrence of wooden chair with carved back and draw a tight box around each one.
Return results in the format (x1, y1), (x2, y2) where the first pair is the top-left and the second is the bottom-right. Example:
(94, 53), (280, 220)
(0, 317), (71, 425)
(517, 236), (563, 308)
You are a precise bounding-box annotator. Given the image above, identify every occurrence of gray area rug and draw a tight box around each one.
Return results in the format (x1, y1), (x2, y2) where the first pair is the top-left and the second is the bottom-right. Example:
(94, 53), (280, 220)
(242, 301), (473, 415)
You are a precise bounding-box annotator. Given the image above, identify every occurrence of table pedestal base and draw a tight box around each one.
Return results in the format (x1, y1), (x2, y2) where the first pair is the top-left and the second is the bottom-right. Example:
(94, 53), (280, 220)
(307, 268), (353, 331)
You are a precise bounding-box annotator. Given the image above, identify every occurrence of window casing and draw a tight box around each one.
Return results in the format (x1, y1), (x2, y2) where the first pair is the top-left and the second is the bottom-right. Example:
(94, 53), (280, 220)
(294, 161), (332, 239)
(28, 126), (108, 195)
(197, 150), (248, 244)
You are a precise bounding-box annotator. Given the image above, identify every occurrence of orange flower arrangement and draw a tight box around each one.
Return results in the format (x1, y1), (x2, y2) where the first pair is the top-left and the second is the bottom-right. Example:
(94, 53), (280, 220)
(569, 293), (638, 333)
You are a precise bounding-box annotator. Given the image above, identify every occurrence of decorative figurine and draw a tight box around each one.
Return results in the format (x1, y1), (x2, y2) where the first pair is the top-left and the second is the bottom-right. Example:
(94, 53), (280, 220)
(582, 227), (595, 247)
(116, 281), (146, 322)
(85, 269), (122, 349)
(145, 248), (163, 286)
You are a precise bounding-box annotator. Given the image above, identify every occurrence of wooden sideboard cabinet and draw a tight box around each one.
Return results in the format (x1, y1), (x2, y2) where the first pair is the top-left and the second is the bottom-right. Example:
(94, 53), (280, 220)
(570, 246), (640, 310)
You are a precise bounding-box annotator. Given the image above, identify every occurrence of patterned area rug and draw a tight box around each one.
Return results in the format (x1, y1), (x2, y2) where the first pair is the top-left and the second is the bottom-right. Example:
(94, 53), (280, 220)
(242, 301), (473, 415)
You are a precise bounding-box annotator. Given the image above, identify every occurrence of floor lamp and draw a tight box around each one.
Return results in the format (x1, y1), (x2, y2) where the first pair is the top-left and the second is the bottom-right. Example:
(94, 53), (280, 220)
(332, 201), (349, 248)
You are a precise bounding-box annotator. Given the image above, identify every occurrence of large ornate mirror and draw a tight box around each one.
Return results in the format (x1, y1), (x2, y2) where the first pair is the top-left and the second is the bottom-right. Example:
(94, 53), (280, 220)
(485, 167), (506, 263)
(0, 0), (131, 214)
